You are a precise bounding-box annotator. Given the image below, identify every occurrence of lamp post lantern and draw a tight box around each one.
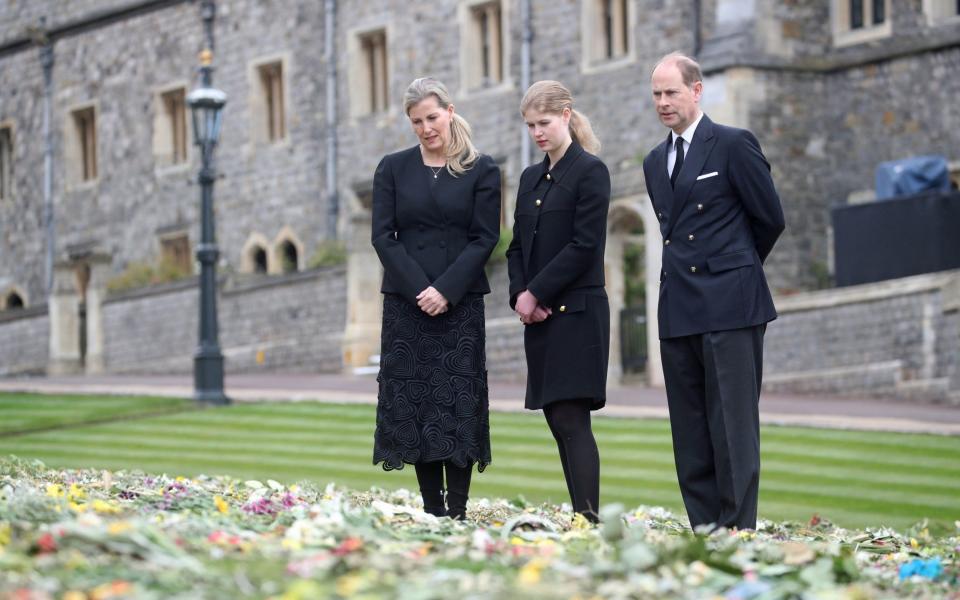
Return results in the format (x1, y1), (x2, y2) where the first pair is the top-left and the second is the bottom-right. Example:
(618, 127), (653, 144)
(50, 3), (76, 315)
(188, 0), (229, 405)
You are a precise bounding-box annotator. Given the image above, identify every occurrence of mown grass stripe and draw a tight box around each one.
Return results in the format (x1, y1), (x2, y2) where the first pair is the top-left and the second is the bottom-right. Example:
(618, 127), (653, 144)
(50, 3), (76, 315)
(7, 425), (959, 490)
(77, 405), (960, 460)
(28, 412), (959, 463)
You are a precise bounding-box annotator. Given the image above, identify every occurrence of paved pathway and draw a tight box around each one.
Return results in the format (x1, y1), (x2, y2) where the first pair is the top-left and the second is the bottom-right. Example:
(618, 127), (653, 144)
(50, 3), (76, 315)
(1, 374), (959, 435)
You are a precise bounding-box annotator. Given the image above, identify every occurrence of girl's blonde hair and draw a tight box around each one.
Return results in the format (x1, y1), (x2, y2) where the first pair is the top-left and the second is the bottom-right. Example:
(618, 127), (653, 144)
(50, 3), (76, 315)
(403, 77), (479, 176)
(520, 80), (601, 155)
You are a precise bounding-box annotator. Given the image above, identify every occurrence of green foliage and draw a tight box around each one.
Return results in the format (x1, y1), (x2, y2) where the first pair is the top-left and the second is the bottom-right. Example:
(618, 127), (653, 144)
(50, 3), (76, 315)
(307, 240), (347, 269)
(488, 227), (513, 265)
(106, 258), (192, 293)
(623, 241), (646, 307)
(810, 260), (834, 290)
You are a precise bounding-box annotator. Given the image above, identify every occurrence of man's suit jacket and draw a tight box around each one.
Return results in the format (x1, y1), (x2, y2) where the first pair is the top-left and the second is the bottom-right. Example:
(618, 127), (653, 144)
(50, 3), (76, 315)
(506, 140), (610, 308)
(642, 115), (785, 339)
(372, 146), (501, 306)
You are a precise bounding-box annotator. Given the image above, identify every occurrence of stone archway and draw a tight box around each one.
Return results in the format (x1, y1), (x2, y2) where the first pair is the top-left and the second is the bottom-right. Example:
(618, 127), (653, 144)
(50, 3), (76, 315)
(271, 226), (305, 274)
(2, 286), (26, 310)
(48, 250), (110, 375)
(241, 233), (271, 274)
(606, 195), (664, 387)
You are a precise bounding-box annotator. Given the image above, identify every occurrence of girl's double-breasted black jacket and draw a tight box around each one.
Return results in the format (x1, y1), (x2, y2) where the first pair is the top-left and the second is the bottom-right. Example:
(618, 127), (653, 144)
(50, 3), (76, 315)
(506, 140), (611, 309)
(371, 146), (501, 306)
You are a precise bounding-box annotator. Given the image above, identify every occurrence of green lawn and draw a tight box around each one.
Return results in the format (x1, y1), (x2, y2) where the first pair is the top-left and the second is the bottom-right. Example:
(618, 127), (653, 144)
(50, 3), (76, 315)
(0, 393), (190, 434)
(1, 393), (957, 530)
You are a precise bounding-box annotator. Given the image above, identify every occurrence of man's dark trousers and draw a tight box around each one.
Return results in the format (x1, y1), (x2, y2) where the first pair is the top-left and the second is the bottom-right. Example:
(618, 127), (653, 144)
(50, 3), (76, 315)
(660, 324), (765, 530)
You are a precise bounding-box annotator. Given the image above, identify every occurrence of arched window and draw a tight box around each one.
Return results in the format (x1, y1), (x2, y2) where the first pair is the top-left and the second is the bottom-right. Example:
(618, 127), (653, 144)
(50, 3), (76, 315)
(5, 291), (24, 309)
(272, 227), (304, 275)
(241, 233), (272, 274)
(252, 246), (268, 274)
(280, 240), (298, 273)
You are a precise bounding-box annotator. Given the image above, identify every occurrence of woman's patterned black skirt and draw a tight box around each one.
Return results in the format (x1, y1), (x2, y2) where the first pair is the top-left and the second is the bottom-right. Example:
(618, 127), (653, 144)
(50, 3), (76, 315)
(373, 293), (491, 472)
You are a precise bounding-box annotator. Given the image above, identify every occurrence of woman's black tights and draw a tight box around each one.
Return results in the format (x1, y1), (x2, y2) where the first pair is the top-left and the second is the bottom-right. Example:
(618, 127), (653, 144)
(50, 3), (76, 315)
(414, 461), (473, 520)
(544, 399), (600, 523)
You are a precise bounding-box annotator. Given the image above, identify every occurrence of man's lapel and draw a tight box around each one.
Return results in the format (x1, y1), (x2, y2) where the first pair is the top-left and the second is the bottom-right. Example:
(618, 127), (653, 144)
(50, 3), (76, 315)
(665, 115), (717, 238)
(648, 138), (674, 224)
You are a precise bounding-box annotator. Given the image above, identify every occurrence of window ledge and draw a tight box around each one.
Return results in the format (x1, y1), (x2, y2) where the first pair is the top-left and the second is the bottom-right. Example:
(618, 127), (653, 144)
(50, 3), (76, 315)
(154, 162), (192, 178)
(833, 21), (893, 47)
(927, 13), (960, 26)
(67, 178), (100, 193)
(581, 53), (637, 75)
(350, 108), (400, 129)
(460, 80), (514, 101)
(253, 137), (292, 151)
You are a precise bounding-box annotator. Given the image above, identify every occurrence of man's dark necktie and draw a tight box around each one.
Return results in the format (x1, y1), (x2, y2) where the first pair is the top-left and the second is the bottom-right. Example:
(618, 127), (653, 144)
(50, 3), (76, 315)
(670, 135), (684, 188)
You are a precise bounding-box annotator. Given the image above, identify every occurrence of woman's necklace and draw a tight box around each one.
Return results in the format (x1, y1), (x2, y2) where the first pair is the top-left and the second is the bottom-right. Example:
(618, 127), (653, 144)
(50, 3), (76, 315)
(421, 145), (445, 179)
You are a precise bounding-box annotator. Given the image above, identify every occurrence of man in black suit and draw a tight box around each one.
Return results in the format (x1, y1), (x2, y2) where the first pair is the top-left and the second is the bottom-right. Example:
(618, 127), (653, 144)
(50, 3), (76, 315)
(642, 53), (785, 530)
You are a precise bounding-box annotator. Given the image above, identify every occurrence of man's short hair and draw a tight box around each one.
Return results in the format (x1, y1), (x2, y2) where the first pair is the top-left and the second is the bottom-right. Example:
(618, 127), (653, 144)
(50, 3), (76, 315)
(654, 52), (703, 87)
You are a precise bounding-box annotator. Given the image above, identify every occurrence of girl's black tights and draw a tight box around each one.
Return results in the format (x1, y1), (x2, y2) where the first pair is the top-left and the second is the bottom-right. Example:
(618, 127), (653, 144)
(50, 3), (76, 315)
(544, 399), (600, 523)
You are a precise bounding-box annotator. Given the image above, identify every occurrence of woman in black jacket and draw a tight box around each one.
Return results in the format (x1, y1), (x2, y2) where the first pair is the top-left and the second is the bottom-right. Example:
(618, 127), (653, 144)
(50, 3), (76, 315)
(506, 80), (611, 523)
(371, 77), (501, 520)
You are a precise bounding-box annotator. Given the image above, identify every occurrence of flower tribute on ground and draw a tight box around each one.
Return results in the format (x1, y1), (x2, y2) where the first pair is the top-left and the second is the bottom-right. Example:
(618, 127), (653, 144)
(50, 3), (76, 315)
(0, 458), (956, 599)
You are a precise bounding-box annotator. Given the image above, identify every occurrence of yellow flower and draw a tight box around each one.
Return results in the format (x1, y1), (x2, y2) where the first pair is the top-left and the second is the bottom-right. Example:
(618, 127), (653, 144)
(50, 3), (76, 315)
(0, 522), (10, 547)
(289, 484), (300, 493)
(510, 536), (527, 546)
(91, 499), (121, 514)
(335, 574), (363, 597)
(281, 538), (303, 551)
(68, 501), (87, 513)
(175, 476), (186, 483)
(518, 559), (545, 585)
(62, 591), (86, 600)
(46, 483), (64, 498)
(281, 580), (323, 600)
(90, 580), (133, 600)
(570, 513), (592, 530)
(214, 495), (230, 515)
(108, 522), (132, 535)
(68, 483), (86, 501)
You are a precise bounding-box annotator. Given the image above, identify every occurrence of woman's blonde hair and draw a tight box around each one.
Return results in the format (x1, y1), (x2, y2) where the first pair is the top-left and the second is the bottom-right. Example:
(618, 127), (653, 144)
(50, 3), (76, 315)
(403, 77), (479, 176)
(520, 80), (601, 155)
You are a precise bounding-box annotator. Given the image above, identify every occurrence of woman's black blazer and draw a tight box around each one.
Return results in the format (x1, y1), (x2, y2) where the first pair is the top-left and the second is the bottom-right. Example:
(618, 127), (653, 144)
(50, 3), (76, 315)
(506, 141), (610, 308)
(372, 145), (501, 306)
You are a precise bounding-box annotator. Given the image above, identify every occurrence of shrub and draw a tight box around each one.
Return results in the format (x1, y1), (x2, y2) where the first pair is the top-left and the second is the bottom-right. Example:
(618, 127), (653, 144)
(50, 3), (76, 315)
(307, 240), (347, 269)
(106, 258), (192, 293)
(488, 228), (512, 264)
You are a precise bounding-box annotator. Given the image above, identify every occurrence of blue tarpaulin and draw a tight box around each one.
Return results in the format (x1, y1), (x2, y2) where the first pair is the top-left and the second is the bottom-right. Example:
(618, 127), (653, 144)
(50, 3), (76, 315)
(875, 155), (951, 200)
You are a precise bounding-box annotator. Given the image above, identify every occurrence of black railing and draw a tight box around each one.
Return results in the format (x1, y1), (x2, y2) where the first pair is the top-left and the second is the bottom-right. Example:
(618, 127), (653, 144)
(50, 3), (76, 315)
(619, 306), (647, 373)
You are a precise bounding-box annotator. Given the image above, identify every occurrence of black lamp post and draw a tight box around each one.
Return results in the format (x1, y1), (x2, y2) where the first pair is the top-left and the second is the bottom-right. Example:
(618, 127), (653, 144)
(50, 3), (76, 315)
(188, 0), (229, 405)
